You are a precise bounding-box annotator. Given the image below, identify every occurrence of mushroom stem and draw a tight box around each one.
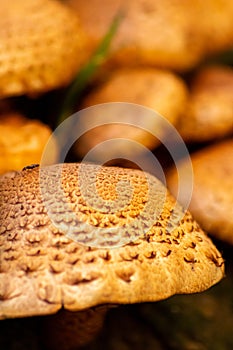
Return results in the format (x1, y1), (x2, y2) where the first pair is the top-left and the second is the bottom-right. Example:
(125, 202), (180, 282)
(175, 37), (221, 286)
(40, 306), (108, 350)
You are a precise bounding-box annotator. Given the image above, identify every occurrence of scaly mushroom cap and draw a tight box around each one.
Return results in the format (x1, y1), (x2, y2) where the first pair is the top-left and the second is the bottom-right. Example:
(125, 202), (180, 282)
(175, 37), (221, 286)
(75, 68), (188, 158)
(0, 163), (224, 319)
(177, 65), (233, 142)
(0, 0), (87, 97)
(167, 139), (233, 244)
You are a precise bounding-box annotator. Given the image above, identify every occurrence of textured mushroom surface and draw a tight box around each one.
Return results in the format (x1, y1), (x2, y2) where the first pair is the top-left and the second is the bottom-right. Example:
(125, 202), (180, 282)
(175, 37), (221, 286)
(0, 163), (224, 319)
(0, 113), (57, 174)
(75, 68), (188, 158)
(67, 0), (233, 71)
(177, 65), (233, 142)
(167, 139), (233, 243)
(0, 0), (87, 97)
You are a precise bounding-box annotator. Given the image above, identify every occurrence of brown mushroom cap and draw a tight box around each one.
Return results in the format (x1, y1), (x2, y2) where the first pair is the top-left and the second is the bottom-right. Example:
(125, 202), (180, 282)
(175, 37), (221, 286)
(0, 0), (87, 97)
(74, 68), (188, 158)
(167, 139), (233, 244)
(66, 0), (233, 71)
(0, 113), (58, 174)
(0, 163), (224, 319)
(196, 0), (233, 55)
(177, 65), (233, 142)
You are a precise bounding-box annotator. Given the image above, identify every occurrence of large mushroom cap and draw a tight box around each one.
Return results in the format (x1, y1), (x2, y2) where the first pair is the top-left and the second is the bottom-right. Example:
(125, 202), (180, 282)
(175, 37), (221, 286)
(0, 0), (87, 97)
(0, 163), (224, 319)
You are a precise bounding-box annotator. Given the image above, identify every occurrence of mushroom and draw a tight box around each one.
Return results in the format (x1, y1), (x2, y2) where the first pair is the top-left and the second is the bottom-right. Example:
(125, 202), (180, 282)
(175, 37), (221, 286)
(167, 138), (233, 244)
(0, 163), (224, 349)
(177, 64), (233, 142)
(74, 68), (188, 159)
(195, 0), (233, 56)
(66, 0), (233, 71)
(0, 113), (58, 174)
(0, 0), (88, 98)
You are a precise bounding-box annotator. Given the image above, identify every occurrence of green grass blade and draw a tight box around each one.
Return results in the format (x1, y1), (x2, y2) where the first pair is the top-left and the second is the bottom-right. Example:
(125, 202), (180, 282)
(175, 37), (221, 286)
(57, 12), (123, 126)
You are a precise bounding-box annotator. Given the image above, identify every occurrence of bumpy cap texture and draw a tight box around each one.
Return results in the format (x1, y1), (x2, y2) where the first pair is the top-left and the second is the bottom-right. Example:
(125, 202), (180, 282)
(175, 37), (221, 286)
(0, 0), (87, 97)
(0, 163), (224, 319)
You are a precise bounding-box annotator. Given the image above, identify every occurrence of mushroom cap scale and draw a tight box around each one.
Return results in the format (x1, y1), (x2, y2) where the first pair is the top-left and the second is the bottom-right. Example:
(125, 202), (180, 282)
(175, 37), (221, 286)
(0, 163), (224, 319)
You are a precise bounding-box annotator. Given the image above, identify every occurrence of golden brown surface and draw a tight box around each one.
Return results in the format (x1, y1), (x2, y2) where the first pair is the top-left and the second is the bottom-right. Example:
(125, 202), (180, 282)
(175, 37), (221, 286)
(67, 0), (233, 71)
(0, 163), (224, 319)
(167, 139), (233, 243)
(177, 65), (233, 142)
(196, 0), (233, 55)
(75, 68), (188, 158)
(0, 0), (87, 97)
(0, 113), (57, 174)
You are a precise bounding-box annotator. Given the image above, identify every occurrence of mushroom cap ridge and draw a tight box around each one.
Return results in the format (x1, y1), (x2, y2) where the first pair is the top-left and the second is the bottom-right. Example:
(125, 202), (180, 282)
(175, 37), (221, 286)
(0, 163), (224, 319)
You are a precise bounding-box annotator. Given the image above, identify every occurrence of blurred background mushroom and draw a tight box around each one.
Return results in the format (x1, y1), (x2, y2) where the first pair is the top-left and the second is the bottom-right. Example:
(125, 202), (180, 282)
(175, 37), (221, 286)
(73, 68), (188, 161)
(167, 138), (233, 244)
(176, 64), (233, 142)
(0, 113), (57, 174)
(0, 0), (88, 174)
(66, 0), (233, 72)
(0, 0), (88, 98)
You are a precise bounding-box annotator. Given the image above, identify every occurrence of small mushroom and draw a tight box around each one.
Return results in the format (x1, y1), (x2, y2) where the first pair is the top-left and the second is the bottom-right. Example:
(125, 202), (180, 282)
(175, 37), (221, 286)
(0, 163), (224, 349)
(167, 138), (233, 244)
(0, 0), (88, 97)
(177, 64), (233, 142)
(74, 68), (188, 159)
(0, 113), (58, 174)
